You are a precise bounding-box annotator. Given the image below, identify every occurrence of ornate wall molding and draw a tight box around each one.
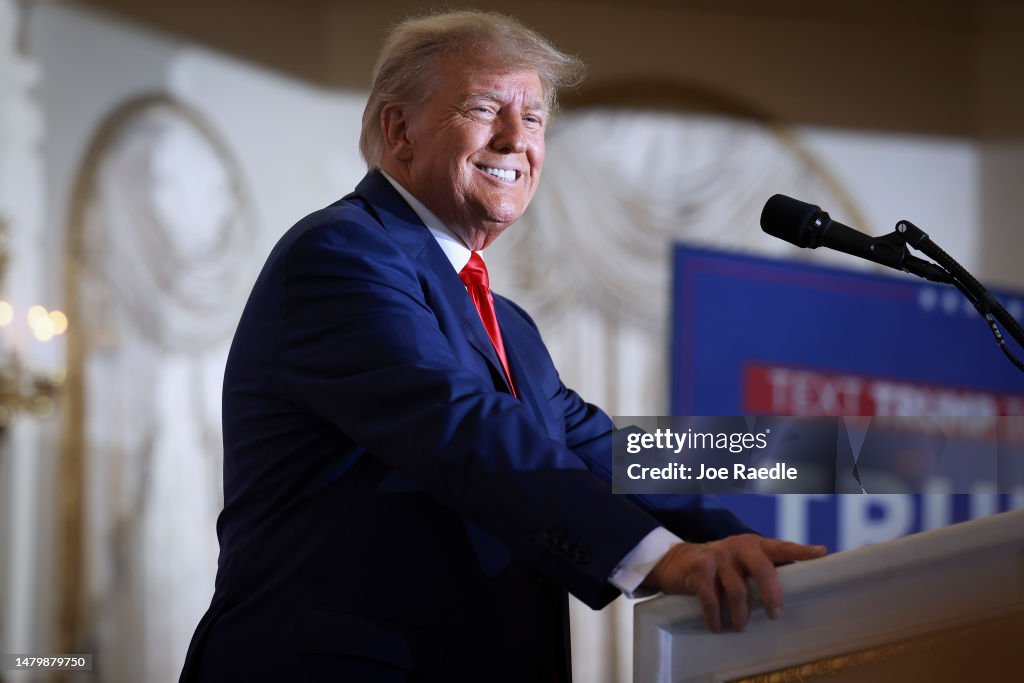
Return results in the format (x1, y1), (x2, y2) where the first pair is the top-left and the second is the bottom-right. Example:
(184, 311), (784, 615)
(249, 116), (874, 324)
(60, 94), (254, 680)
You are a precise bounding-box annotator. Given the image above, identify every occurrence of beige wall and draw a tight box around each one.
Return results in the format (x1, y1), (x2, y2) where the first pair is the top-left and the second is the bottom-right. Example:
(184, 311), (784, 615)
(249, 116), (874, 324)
(81, 0), (1024, 288)
(78, 0), (1022, 138)
(975, 3), (1024, 287)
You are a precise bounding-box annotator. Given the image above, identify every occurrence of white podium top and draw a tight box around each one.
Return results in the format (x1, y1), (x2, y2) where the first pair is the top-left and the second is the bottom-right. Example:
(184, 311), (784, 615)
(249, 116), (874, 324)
(634, 507), (1024, 683)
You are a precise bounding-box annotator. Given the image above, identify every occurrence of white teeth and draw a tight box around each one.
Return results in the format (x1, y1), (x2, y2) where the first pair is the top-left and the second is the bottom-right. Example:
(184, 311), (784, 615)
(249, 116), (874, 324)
(481, 166), (516, 182)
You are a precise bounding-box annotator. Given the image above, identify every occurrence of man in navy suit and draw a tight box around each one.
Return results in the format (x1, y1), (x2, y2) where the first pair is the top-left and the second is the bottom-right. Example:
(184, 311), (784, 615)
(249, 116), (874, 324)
(180, 10), (825, 682)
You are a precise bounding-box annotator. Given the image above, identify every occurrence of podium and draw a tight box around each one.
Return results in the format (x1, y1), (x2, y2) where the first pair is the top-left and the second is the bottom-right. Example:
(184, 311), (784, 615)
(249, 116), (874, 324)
(634, 508), (1024, 682)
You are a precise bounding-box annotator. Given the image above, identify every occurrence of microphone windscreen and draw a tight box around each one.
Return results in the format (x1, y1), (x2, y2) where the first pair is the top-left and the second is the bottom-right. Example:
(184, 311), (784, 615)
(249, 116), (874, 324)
(760, 194), (822, 248)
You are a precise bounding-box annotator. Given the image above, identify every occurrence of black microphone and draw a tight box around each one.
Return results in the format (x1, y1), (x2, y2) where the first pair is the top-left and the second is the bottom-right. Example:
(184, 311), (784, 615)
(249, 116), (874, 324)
(760, 194), (952, 284)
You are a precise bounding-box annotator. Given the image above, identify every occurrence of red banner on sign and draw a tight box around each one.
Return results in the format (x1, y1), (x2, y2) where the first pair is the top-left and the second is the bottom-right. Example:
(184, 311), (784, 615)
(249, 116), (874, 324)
(744, 364), (1024, 445)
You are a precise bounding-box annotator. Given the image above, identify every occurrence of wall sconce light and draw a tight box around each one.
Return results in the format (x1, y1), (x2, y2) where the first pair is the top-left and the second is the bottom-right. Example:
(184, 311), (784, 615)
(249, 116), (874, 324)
(0, 217), (67, 427)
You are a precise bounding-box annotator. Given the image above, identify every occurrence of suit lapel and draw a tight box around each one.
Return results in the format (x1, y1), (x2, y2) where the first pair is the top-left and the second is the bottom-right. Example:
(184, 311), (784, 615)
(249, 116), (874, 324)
(420, 244), (516, 396)
(353, 171), (513, 395)
(498, 312), (560, 441)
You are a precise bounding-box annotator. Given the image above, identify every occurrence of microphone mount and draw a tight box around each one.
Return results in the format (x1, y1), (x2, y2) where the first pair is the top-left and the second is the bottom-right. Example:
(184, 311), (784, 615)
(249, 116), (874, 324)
(895, 218), (1024, 372)
(854, 225), (952, 284)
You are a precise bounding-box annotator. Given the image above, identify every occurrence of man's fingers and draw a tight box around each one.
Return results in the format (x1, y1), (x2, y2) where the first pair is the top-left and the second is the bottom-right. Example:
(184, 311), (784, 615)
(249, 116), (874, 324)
(742, 538), (825, 618)
(683, 551), (723, 633)
(696, 584), (722, 633)
(762, 539), (828, 564)
(651, 536), (827, 633)
(737, 547), (783, 619)
(717, 564), (750, 631)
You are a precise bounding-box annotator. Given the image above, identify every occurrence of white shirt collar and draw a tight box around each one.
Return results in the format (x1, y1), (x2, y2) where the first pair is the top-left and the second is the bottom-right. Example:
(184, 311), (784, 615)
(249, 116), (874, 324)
(380, 170), (472, 273)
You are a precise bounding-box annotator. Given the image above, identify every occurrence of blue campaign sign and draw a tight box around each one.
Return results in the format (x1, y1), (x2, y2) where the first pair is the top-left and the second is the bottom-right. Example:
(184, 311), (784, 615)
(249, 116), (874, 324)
(670, 245), (1024, 550)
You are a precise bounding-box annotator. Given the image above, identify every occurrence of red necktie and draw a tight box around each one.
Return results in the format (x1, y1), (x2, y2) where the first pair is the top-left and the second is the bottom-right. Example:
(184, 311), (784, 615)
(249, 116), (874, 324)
(459, 252), (517, 397)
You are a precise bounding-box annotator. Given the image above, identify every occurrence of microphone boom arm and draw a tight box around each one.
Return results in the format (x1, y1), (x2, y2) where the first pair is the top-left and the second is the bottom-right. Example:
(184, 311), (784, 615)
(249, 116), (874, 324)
(896, 219), (1024, 370)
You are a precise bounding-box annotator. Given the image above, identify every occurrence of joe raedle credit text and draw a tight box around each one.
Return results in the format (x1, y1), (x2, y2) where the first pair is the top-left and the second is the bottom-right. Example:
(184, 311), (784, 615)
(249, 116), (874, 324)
(613, 415), (1024, 496)
(608, 418), (815, 495)
(622, 428), (797, 483)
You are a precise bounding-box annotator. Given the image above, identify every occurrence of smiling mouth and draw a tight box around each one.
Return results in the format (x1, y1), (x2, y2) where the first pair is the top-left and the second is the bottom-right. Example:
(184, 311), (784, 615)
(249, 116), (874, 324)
(475, 164), (520, 183)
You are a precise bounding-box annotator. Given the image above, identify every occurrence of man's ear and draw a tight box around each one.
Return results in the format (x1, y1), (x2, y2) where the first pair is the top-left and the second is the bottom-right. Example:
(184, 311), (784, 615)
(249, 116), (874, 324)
(381, 104), (415, 162)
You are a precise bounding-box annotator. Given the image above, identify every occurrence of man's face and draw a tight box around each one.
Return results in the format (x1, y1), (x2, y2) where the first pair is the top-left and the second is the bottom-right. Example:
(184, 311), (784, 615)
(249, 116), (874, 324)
(401, 57), (547, 250)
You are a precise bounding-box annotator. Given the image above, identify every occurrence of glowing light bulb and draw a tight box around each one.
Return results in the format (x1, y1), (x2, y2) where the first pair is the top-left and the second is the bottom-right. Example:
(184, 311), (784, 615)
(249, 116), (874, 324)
(32, 317), (55, 342)
(49, 310), (68, 335)
(27, 305), (48, 326)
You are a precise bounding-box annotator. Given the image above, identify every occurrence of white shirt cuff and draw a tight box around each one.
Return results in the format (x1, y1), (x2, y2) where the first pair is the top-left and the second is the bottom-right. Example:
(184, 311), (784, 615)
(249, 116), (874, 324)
(608, 527), (684, 598)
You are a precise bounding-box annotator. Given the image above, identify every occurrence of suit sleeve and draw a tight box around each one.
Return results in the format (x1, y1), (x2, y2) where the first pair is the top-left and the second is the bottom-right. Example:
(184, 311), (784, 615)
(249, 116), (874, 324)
(501, 299), (756, 543)
(272, 217), (660, 608)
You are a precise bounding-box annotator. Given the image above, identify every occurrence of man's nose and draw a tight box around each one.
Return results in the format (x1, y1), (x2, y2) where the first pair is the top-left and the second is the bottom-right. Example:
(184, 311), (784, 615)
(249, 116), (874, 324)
(490, 113), (528, 154)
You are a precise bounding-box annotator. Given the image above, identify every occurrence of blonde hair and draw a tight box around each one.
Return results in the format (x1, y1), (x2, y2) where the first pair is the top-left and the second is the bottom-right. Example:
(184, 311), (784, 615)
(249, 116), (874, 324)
(359, 10), (585, 169)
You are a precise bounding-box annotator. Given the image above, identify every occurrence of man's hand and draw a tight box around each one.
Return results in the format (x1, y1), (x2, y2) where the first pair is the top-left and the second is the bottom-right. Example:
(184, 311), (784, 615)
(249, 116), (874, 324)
(642, 534), (827, 633)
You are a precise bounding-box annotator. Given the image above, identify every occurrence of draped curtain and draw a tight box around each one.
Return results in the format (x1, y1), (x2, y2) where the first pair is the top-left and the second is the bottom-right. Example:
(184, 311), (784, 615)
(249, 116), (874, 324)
(74, 99), (255, 683)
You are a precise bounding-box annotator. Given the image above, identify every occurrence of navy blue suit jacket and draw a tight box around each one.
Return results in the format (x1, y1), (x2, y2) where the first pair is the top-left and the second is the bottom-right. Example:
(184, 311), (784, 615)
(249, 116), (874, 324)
(180, 171), (749, 681)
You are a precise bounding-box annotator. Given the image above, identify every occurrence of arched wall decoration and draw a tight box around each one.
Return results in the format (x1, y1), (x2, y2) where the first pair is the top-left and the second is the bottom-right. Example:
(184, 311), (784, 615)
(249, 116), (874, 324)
(561, 78), (866, 226)
(58, 94), (256, 681)
(485, 79), (867, 683)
